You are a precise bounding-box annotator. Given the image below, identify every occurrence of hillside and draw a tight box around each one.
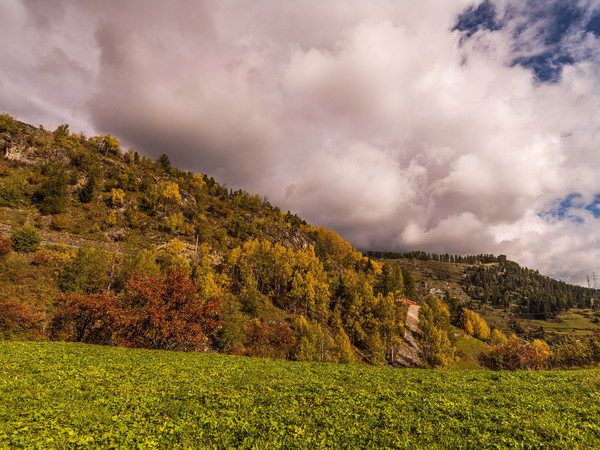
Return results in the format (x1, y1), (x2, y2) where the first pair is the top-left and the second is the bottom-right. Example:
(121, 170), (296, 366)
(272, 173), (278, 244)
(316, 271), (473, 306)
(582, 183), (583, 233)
(0, 113), (408, 366)
(3, 341), (600, 448)
(2, 112), (599, 369)
(369, 253), (600, 342)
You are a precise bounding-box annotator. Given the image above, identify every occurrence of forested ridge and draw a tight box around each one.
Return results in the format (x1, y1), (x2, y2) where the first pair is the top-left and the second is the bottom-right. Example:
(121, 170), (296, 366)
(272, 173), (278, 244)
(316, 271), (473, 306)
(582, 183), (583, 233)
(368, 250), (599, 320)
(464, 258), (598, 318)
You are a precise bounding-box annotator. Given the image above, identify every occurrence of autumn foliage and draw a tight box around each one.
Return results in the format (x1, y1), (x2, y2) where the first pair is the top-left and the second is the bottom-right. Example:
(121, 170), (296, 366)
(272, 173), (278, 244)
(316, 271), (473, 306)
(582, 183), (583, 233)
(50, 269), (221, 351)
(0, 301), (44, 339)
(117, 269), (220, 351)
(479, 338), (550, 370)
(243, 317), (294, 359)
(0, 237), (12, 256)
(50, 293), (117, 345)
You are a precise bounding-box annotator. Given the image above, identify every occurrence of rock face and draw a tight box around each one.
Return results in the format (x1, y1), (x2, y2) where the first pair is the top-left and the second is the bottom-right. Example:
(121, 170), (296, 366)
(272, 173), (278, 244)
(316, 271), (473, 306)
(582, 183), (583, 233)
(2, 140), (36, 165)
(393, 305), (422, 368)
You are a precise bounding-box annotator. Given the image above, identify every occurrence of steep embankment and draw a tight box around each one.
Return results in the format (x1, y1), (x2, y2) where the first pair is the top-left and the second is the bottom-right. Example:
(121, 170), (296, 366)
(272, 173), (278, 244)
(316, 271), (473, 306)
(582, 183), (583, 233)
(394, 304), (422, 368)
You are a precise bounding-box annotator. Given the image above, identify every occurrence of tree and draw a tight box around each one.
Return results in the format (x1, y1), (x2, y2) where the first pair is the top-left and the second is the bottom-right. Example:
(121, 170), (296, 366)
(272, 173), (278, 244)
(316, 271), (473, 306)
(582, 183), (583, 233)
(59, 246), (108, 294)
(0, 171), (29, 207)
(110, 188), (125, 207)
(402, 268), (415, 300)
(0, 301), (44, 340)
(157, 154), (172, 174)
(334, 327), (354, 364)
(116, 269), (220, 351)
(161, 182), (182, 213)
(89, 134), (121, 156)
(10, 226), (41, 252)
(490, 328), (508, 345)
(462, 309), (490, 341)
(49, 293), (117, 344)
(78, 177), (96, 203)
(33, 162), (69, 214)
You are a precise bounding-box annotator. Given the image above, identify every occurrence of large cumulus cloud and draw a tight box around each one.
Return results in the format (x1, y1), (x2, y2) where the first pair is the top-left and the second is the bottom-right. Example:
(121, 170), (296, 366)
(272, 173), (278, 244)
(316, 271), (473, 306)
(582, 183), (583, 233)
(2, 0), (600, 284)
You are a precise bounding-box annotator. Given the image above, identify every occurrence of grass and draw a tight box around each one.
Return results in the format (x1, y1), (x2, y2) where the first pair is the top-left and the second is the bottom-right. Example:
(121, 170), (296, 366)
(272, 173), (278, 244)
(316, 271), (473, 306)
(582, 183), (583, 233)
(521, 308), (600, 337)
(451, 326), (488, 370)
(0, 252), (59, 310)
(2, 342), (600, 448)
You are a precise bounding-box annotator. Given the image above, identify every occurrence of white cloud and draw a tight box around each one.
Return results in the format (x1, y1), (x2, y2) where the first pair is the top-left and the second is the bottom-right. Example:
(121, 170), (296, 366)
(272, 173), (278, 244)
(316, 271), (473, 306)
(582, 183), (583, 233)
(2, 0), (600, 284)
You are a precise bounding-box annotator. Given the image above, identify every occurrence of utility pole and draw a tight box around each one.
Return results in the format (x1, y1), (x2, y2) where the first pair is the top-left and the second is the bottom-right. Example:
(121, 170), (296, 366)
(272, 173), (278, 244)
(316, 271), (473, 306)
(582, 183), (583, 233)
(593, 273), (598, 289)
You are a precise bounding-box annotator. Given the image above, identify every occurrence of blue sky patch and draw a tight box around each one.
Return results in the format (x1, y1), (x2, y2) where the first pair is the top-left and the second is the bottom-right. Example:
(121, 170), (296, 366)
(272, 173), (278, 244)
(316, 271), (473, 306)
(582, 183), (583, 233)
(454, 1), (597, 84)
(539, 192), (600, 224)
(453, 0), (502, 37)
(586, 14), (600, 37)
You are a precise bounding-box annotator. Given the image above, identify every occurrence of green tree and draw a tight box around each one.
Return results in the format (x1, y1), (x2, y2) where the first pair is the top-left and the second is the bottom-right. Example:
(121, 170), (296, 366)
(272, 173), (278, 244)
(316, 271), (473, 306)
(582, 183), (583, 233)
(10, 226), (41, 252)
(0, 171), (29, 207)
(34, 161), (69, 214)
(402, 268), (415, 300)
(157, 154), (172, 174)
(59, 246), (109, 294)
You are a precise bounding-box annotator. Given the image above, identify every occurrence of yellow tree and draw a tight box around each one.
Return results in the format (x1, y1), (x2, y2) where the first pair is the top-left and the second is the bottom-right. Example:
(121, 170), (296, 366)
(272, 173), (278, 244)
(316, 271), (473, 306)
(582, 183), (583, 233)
(161, 182), (182, 214)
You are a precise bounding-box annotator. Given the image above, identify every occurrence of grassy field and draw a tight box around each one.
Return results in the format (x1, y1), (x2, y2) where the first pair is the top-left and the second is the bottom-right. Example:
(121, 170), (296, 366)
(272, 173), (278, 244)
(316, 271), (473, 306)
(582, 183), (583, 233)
(526, 308), (600, 336)
(2, 342), (600, 448)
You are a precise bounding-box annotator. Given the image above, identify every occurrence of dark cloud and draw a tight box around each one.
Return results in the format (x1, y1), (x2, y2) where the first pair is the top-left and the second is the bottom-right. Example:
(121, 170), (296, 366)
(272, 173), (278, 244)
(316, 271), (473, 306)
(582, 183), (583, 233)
(2, 0), (600, 284)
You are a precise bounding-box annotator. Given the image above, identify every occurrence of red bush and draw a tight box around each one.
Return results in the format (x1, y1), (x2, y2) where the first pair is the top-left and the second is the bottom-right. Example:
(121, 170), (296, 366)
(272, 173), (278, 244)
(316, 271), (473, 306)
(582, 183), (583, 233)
(115, 269), (221, 351)
(479, 340), (549, 370)
(0, 237), (12, 256)
(244, 317), (294, 359)
(0, 301), (44, 339)
(49, 293), (117, 345)
(31, 252), (50, 266)
(49, 269), (221, 351)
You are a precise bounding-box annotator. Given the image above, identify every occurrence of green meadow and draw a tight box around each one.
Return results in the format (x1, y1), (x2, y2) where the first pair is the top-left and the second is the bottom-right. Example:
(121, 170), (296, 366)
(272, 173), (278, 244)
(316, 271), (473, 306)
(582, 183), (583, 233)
(1, 341), (600, 448)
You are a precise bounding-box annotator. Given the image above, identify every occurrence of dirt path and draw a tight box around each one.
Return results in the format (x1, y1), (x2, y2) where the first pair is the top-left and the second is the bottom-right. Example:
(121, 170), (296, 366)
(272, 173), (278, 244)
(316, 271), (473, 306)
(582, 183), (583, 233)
(0, 223), (127, 253)
(393, 304), (422, 368)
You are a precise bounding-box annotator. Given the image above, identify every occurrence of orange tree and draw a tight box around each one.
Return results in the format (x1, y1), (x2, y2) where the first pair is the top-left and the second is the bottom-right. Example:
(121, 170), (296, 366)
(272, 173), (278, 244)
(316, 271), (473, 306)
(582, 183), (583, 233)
(115, 269), (220, 351)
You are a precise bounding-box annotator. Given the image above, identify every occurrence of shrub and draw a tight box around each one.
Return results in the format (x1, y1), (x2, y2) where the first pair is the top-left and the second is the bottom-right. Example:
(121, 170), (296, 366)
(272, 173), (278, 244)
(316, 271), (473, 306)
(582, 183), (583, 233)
(110, 188), (125, 207)
(103, 210), (117, 229)
(116, 269), (221, 351)
(548, 331), (600, 368)
(31, 252), (50, 266)
(78, 177), (96, 203)
(0, 171), (29, 207)
(0, 113), (18, 134)
(10, 226), (42, 252)
(58, 246), (108, 294)
(33, 162), (69, 214)
(244, 317), (294, 359)
(0, 301), (44, 339)
(479, 339), (549, 370)
(0, 237), (12, 256)
(50, 214), (69, 231)
(50, 293), (117, 345)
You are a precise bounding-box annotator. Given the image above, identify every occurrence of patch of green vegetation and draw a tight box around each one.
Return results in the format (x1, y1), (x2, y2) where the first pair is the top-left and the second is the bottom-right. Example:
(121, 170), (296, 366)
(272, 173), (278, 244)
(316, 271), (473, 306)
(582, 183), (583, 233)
(527, 308), (600, 337)
(2, 342), (600, 448)
(451, 326), (488, 370)
(0, 252), (58, 311)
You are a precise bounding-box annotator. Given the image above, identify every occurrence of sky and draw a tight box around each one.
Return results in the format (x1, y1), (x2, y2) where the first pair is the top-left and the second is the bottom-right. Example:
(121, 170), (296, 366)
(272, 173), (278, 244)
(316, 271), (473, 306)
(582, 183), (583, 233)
(2, 0), (600, 285)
